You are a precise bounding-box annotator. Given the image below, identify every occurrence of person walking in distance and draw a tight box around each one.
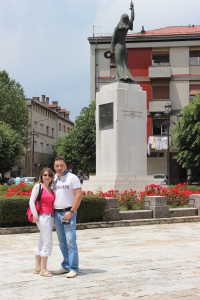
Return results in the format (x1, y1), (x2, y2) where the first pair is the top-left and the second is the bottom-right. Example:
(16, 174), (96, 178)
(53, 156), (82, 278)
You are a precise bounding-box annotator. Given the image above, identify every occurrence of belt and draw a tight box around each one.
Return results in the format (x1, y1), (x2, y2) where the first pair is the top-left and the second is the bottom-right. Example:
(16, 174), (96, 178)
(40, 213), (54, 217)
(54, 207), (72, 212)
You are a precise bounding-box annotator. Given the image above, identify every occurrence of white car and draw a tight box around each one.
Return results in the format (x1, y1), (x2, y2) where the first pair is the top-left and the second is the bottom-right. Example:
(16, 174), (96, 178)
(153, 174), (168, 185)
(21, 177), (38, 184)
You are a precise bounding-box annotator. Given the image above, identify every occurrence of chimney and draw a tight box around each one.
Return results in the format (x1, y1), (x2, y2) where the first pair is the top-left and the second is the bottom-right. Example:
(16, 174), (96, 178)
(65, 111), (70, 120)
(42, 95), (45, 103)
(141, 26), (145, 34)
(52, 101), (58, 105)
(46, 97), (49, 105)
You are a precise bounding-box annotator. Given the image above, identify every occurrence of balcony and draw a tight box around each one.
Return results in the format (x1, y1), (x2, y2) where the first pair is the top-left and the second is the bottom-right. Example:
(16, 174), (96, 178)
(149, 65), (171, 79)
(149, 100), (172, 113)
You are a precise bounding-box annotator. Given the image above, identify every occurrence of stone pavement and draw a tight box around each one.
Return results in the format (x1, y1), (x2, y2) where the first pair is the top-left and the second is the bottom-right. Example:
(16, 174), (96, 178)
(1, 222), (200, 300)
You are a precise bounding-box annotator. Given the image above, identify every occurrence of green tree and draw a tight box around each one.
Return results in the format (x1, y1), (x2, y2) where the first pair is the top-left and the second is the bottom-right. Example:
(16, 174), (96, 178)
(172, 92), (200, 175)
(0, 122), (24, 174)
(0, 70), (29, 148)
(54, 100), (96, 174)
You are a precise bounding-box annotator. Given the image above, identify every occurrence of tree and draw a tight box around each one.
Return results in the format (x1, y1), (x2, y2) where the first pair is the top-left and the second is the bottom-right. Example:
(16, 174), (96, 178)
(172, 92), (200, 175)
(54, 100), (96, 174)
(0, 122), (24, 174)
(0, 70), (29, 148)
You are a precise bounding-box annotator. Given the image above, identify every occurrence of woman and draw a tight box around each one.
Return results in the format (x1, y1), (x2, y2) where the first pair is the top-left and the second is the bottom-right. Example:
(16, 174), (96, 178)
(105, 1), (135, 83)
(29, 167), (55, 277)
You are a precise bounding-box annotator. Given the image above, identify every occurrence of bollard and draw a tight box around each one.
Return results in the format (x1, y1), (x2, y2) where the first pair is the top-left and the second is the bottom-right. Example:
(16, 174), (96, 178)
(103, 198), (120, 221)
(144, 196), (170, 218)
(189, 194), (200, 215)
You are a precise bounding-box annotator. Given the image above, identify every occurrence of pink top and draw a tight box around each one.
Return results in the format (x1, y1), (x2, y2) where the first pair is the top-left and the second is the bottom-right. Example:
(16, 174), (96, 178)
(39, 188), (55, 215)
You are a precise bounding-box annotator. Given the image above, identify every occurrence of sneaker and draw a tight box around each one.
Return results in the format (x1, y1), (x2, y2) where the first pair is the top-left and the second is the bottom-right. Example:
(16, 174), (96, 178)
(54, 267), (69, 275)
(66, 270), (78, 278)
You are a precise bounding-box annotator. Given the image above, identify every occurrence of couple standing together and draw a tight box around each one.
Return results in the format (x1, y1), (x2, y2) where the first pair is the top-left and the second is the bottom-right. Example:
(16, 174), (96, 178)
(29, 156), (82, 278)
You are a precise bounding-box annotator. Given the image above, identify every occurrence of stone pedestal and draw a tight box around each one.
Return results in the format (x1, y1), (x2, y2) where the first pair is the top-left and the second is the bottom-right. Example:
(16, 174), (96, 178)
(189, 194), (200, 215)
(83, 82), (155, 193)
(103, 198), (120, 221)
(144, 196), (170, 218)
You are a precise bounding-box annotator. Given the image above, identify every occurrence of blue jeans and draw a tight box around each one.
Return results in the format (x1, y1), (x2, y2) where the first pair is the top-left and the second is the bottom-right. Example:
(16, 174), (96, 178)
(54, 210), (79, 273)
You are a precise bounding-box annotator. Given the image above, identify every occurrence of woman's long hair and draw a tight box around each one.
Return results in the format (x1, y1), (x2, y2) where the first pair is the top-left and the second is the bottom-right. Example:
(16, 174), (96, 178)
(38, 167), (54, 186)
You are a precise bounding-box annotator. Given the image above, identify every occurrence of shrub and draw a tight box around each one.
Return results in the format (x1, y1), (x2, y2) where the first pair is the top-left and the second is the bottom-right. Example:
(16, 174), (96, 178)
(0, 195), (107, 227)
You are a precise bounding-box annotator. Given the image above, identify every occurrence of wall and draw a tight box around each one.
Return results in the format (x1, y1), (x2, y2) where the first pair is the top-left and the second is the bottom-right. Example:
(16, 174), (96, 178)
(170, 47), (189, 75)
(170, 81), (189, 109)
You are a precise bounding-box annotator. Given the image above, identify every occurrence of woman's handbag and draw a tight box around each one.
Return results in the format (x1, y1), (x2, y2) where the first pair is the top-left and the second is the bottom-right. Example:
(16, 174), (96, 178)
(26, 184), (43, 222)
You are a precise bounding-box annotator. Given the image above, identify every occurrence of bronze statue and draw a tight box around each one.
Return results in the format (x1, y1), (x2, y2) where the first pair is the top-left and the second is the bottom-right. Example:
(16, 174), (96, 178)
(104, 1), (135, 83)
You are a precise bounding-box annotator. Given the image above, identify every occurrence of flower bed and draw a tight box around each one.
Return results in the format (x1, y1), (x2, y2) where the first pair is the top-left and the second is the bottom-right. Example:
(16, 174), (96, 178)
(1, 182), (200, 210)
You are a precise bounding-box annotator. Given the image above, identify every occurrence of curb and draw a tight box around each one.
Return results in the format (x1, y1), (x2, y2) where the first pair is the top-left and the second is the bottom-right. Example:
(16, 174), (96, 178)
(1, 216), (200, 235)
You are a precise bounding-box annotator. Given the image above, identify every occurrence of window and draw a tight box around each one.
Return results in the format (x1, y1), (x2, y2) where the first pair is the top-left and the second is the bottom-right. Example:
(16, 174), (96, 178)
(40, 143), (43, 153)
(36, 105), (37, 112)
(152, 118), (168, 136)
(46, 144), (49, 154)
(190, 50), (200, 65)
(34, 141), (37, 152)
(34, 122), (37, 131)
(46, 126), (49, 135)
(41, 108), (42, 116)
(152, 49), (169, 65)
(40, 124), (43, 134)
(59, 123), (61, 131)
(68, 127), (70, 133)
(64, 125), (66, 132)
(52, 128), (54, 137)
(152, 84), (169, 100)
(190, 84), (200, 101)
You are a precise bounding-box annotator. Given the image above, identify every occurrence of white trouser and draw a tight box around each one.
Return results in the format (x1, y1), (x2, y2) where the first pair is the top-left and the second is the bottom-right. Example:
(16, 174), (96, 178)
(34, 214), (54, 257)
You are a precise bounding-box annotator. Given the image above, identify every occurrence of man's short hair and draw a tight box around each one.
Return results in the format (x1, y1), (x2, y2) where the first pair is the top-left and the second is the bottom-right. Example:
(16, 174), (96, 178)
(54, 156), (66, 164)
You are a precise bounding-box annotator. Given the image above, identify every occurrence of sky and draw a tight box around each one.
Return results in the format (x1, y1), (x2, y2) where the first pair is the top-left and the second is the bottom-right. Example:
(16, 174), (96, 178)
(0, 0), (200, 122)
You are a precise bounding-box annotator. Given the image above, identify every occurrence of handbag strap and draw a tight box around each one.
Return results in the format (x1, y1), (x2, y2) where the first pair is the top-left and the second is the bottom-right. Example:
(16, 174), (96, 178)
(37, 184), (43, 207)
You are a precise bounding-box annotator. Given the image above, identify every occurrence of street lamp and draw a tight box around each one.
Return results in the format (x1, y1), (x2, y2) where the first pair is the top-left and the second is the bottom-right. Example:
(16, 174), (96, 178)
(155, 104), (182, 185)
(31, 119), (49, 176)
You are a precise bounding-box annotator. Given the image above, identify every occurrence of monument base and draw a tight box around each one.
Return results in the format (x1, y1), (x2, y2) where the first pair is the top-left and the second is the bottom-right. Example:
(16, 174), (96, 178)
(82, 175), (161, 193)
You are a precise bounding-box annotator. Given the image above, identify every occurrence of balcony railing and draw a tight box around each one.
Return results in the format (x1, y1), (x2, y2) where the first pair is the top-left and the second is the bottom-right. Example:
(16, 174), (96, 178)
(149, 65), (171, 79)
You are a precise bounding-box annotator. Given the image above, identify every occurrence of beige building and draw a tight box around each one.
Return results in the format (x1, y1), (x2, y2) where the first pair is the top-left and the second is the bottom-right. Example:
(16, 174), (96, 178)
(14, 95), (73, 178)
(88, 25), (200, 183)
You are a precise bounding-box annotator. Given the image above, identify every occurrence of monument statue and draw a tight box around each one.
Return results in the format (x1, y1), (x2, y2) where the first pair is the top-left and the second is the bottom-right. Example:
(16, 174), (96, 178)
(104, 1), (135, 83)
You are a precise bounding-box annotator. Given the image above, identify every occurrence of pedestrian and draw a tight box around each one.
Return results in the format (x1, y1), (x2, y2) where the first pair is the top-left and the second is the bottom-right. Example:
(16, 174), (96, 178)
(29, 167), (55, 277)
(14, 176), (21, 185)
(53, 156), (82, 278)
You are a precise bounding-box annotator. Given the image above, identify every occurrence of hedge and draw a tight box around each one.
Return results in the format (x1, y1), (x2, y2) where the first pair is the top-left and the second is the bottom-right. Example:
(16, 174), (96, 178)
(0, 195), (107, 228)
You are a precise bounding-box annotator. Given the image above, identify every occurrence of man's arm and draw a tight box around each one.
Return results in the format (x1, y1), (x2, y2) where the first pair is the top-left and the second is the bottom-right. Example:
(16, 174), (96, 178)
(62, 188), (82, 220)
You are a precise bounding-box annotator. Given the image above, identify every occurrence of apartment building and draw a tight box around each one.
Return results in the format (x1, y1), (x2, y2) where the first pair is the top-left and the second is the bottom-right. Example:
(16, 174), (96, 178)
(88, 25), (200, 183)
(14, 95), (74, 178)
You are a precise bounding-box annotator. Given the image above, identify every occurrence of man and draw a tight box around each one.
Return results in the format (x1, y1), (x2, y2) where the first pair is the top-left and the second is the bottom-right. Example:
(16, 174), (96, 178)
(53, 156), (82, 278)
(14, 176), (21, 185)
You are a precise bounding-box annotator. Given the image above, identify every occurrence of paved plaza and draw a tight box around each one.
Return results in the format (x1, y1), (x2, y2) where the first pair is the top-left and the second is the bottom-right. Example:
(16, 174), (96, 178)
(1, 222), (200, 299)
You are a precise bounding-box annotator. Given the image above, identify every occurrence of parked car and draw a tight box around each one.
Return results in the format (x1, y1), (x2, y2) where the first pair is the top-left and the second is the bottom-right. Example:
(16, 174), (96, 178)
(7, 177), (15, 185)
(153, 174), (168, 185)
(79, 175), (89, 184)
(186, 176), (200, 186)
(21, 177), (38, 184)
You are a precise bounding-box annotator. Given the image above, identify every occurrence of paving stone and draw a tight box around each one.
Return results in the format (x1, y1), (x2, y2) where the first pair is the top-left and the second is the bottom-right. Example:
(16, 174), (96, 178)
(0, 223), (200, 299)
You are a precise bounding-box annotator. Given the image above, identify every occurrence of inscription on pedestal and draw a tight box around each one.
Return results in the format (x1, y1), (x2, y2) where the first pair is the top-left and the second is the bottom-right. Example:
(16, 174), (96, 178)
(122, 109), (143, 118)
(99, 103), (113, 130)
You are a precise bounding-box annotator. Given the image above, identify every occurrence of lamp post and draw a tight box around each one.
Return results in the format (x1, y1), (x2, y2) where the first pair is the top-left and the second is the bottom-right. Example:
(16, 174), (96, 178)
(31, 119), (49, 176)
(155, 104), (182, 185)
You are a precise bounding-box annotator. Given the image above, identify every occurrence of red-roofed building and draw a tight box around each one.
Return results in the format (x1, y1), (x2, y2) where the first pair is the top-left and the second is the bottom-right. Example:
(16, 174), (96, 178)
(88, 25), (200, 183)
(15, 96), (74, 177)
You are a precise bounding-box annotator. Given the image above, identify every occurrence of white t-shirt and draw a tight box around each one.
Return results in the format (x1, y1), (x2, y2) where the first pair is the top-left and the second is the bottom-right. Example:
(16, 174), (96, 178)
(53, 172), (81, 209)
